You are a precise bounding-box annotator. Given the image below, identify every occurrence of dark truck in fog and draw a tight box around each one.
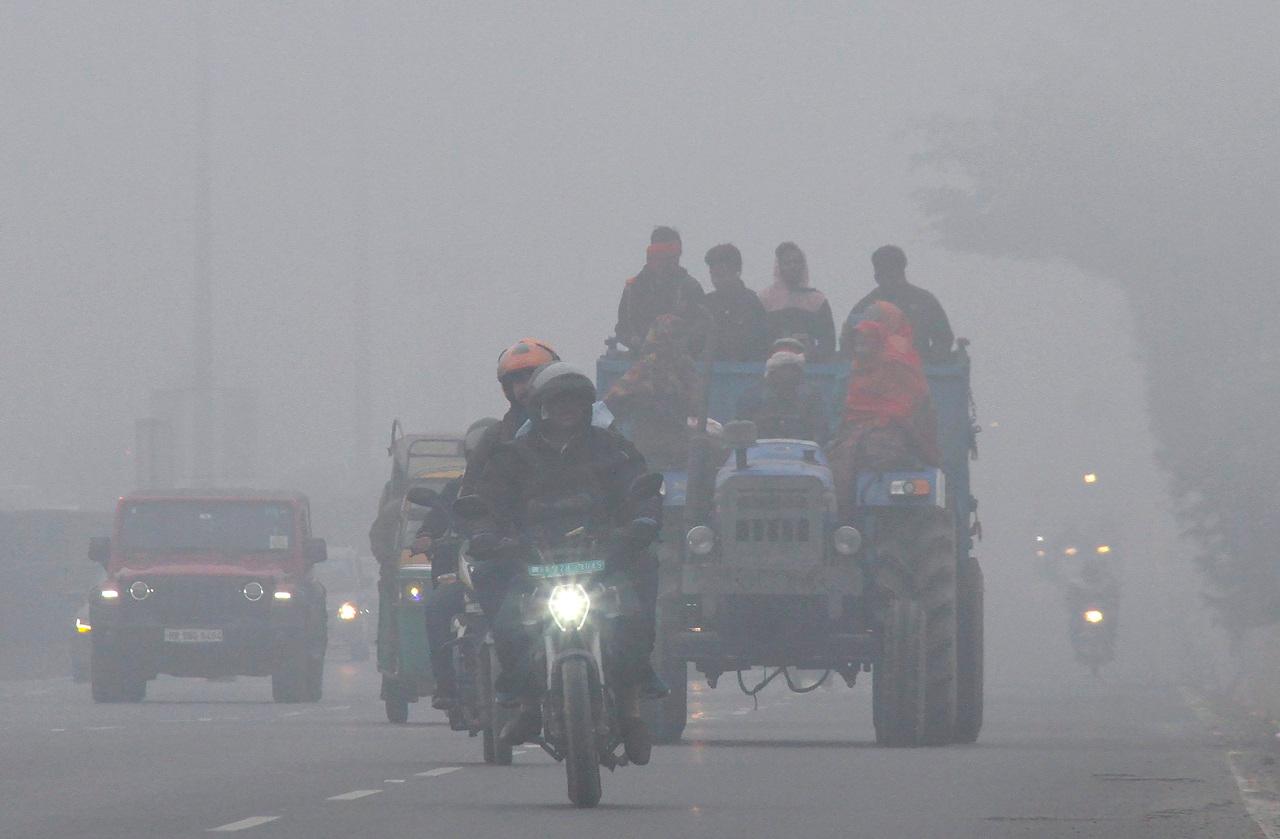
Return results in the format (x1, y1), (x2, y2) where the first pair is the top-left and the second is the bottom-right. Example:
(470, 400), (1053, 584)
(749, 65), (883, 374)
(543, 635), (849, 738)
(87, 490), (329, 703)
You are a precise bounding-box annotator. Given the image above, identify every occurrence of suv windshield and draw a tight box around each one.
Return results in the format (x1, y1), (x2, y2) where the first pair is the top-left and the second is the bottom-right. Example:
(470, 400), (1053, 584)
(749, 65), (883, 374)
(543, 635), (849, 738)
(120, 501), (296, 555)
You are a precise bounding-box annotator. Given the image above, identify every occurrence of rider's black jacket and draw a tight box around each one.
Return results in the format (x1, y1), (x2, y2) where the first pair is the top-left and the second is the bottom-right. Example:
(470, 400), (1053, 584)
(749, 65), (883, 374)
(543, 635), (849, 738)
(474, 424), (661, 548)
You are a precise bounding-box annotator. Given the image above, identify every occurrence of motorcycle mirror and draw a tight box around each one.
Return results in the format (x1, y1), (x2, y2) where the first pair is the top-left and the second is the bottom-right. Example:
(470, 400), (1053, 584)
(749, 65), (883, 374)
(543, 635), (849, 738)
(452, 494), (492, 520)
(628, 472), (664, 501)
(405, 486), (439, 508)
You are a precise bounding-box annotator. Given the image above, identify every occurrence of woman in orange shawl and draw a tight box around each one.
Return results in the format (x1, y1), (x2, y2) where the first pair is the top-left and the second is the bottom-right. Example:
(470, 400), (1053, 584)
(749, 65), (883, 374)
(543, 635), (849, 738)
(827, 301), (939, 514)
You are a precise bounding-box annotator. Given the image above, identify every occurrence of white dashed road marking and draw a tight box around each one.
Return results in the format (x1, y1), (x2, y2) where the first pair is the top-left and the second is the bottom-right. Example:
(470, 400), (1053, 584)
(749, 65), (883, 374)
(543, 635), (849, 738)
(384, 779), (405, 783)
(327, 789), (381, 801)
(86, 725), (122, 731)
(281, 711), (304, 717)
(208, 816), (279, 832)
(415, 767), (461, 777)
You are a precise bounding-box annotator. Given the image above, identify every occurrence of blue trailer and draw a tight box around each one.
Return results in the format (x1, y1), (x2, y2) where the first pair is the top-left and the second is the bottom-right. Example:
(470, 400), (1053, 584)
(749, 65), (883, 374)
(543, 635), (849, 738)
(596, 347), (983, 746)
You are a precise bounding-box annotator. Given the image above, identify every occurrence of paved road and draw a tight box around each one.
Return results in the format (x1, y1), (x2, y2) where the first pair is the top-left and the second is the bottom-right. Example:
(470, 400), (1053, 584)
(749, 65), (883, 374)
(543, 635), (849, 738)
(0, 656), (1268, 839)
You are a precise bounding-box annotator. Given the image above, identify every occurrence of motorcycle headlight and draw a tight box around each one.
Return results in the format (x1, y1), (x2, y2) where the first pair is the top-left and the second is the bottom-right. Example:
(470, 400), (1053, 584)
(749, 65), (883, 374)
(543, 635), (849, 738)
(337, 601), (358, 621)
(833, 525), (863, 556)
(548, 584), (590, 631)
(685, 525), (715, 557)
(1083, 609), (1104, 624)
(404, 584), (424, 603)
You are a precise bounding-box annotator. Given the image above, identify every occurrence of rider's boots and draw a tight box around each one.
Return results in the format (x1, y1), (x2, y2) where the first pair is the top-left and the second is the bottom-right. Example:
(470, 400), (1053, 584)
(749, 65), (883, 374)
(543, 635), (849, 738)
(617, 686), (652, 766)
(499, 700), (543, 747)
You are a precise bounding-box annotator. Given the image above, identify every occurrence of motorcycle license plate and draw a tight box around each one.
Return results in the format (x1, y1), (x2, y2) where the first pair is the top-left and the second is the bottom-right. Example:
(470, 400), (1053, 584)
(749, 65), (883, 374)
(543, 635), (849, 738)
(164, 628), (223, 643)
(527, 559), (606, 579)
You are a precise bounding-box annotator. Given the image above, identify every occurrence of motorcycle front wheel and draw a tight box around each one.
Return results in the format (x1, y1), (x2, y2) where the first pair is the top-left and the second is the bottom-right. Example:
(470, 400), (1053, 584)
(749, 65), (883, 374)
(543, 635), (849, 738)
(561, 658), (602, 808)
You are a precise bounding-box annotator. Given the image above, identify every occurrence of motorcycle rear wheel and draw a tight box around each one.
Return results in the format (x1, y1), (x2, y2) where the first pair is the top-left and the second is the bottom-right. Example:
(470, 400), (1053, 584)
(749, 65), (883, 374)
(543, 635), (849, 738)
(561, 658), (602, 808)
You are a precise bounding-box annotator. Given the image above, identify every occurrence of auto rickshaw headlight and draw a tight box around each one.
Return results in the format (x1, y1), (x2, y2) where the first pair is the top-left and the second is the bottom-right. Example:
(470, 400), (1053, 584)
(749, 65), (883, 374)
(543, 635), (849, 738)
(686, 525), (715, 557)
(404, 584), (424, 602)
(833, 526), (863, 556)
(337, 601), (358, 621)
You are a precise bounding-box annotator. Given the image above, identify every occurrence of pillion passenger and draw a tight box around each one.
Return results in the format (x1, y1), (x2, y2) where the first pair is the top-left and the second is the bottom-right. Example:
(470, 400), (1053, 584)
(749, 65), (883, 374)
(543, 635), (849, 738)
(703, 243), (769, 362)
(842, 245), (954, 363)
(613, 226), (708, 355)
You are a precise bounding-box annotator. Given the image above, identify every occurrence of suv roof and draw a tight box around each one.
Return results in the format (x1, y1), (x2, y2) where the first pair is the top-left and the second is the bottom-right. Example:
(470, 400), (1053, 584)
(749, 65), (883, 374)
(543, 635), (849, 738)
(122, 488), (309, 503)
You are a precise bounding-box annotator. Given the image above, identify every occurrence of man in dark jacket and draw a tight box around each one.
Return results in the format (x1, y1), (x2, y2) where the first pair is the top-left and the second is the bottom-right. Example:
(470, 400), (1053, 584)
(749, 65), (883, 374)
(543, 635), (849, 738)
(469, 363), (665, 763)
(842, 245), (954, 363)
(704, 243), (769, 361)
(614, 226), (708, 355)
(736, 339), (830, 444)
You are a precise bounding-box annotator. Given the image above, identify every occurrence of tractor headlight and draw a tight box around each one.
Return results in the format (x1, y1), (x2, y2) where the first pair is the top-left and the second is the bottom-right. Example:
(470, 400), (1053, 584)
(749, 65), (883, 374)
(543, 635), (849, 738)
(548, 584), (590, 631)
(1083, 609), (1104, 624)
(337, 601), (358, 621)
(833, 525), (863, 556)
(685, 525), (715, 557)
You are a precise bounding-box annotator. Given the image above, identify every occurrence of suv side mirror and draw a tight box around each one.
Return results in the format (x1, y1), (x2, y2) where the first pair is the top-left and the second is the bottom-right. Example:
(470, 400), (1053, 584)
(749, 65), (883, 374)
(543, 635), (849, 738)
(305, 537), (328, 565)
(88, 537), (110, 566)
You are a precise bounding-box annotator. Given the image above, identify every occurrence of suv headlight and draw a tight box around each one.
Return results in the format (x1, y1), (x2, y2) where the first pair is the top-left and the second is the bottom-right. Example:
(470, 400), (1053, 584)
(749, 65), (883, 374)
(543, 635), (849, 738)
(129, 581), (153, 601)
(686, 525), (715, 557)
(548, 584), (590, 631)
(833, 526), (862, 556)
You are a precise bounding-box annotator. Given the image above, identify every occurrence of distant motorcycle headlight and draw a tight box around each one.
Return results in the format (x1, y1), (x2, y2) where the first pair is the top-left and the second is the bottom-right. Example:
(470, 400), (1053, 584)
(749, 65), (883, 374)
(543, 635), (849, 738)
(337, 601), (358, 621)
(242, 581), (265, 602)
(548, 584), (590, 631)
(833, 526), (863, 556)
(1083, 609), (1104, 624)
(404, 584), (424, 603)
(129, 581), (152, 601)
(685, 525), (715, 557)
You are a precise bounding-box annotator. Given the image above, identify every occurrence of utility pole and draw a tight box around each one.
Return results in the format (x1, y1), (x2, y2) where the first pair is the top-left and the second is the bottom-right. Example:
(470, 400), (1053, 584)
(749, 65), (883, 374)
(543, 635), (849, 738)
(191, 1), (214, 484)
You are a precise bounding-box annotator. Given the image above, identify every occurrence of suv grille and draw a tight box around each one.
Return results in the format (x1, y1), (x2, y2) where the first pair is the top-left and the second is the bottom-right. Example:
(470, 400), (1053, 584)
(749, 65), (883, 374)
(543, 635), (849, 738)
(123, 577), (266, 624)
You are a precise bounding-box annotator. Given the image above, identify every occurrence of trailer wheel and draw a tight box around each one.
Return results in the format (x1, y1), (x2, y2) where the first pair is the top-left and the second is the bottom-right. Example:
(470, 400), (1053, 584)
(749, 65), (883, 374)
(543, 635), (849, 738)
(954, 555), (984, 743)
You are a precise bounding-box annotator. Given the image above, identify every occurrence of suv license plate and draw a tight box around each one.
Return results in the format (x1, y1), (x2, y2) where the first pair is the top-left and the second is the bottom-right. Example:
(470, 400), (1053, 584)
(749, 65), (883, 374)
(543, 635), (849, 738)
(164, 629), (223, 643)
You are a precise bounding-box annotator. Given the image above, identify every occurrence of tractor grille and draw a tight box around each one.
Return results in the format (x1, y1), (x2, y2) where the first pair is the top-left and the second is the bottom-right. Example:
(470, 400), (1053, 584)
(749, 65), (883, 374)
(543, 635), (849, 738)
(719, 477), (826, 564)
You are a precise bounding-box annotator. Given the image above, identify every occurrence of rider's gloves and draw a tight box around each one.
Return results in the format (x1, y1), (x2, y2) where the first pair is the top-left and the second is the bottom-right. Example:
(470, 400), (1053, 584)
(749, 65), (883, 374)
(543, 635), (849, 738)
(626, 517), (660, 548)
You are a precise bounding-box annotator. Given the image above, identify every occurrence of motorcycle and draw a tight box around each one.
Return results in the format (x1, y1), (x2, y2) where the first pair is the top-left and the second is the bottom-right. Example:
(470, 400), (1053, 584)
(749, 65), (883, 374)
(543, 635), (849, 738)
(1071, 602), (1115, 677)
(453, 472), (663, 808)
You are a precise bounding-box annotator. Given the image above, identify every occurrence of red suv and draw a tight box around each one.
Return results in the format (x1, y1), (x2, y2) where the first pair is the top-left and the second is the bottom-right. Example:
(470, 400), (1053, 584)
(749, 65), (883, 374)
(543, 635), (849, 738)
(87, 490), (329, 703)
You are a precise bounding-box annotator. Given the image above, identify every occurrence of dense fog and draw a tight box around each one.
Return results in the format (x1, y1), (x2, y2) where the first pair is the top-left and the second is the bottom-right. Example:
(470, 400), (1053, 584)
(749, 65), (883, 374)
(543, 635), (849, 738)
(3, 1), (1273, 679)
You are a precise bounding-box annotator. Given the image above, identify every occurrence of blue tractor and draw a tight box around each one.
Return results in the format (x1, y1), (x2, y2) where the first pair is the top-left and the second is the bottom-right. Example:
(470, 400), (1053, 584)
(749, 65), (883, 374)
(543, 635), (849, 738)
(596, 346), (983, 746)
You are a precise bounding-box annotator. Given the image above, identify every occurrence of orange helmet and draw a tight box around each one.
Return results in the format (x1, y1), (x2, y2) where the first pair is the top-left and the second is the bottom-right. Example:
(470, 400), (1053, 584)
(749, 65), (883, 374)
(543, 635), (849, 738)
(496, 338), (559, 382)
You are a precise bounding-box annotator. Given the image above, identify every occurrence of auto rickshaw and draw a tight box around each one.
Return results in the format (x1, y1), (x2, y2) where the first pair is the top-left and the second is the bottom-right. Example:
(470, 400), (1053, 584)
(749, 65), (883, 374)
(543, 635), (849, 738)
(376, 423), (465, 723)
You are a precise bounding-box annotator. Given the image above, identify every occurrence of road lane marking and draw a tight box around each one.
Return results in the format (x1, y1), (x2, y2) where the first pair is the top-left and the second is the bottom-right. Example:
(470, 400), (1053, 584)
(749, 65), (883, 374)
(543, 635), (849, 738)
(281, 711), (304, 717)
(415, 767), (461, 777)
(730, 708), (751, 716)
(327, 790), (381, 801)
(384, 779), (405, 783)
(327, 705), (351, 711)
(1227, 751), (1280, 839)
(198, 717), (213, 722)
(50, 728), (67, 733)
(208, 816), (279, 832)
(86, 725), (122, 731)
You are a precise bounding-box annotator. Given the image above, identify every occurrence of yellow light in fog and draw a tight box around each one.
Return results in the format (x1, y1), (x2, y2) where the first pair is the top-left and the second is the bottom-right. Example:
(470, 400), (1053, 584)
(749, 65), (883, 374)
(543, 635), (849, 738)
(1096, 545), (1112, 555)
(1084, 609), (1104, 624)
(1064, 547), (1078, 557)
(75, 618), (92, 633)
(337, 602), (358, 621)
(1083, 473), (1098, 484)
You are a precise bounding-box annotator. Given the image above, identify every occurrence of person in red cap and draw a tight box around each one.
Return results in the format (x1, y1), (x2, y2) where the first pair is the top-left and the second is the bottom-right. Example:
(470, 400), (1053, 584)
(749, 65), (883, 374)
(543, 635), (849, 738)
(613, 226), (707, 355)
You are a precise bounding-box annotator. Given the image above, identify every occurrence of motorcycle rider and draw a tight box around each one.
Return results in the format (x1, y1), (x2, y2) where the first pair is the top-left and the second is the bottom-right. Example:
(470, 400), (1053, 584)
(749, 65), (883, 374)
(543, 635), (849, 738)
(413, 418), (499, 713)
(466, 362), (667, 763)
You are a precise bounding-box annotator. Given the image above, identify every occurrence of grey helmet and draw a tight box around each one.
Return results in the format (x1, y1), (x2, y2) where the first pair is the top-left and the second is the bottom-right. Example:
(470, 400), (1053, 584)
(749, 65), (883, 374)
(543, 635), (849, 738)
(527, 362), (596, 417)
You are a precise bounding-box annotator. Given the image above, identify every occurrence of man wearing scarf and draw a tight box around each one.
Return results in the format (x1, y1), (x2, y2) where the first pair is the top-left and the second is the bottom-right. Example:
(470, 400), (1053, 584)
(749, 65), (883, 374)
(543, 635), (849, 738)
(736, 339), (831, 445)
(758, 241), (837, 361)
(613, 226), (708, 355)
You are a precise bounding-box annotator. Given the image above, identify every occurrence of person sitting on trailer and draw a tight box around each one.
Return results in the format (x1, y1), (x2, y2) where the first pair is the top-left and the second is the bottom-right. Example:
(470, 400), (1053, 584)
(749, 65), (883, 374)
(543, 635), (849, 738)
(827, 301), (940, 515)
